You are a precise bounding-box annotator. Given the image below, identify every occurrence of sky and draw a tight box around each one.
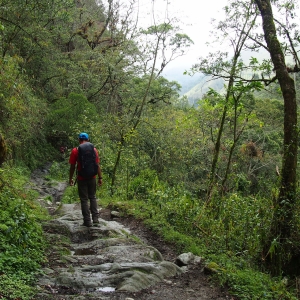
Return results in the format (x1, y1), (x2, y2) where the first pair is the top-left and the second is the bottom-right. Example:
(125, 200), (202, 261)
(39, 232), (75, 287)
(121, 0), (299, 82)
(126, 0), (227, 78)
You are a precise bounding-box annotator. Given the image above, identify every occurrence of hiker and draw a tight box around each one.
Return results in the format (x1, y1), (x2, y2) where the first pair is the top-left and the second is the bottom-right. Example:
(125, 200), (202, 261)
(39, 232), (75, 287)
(68, 132), (103, 227)
(60, 146), (67, 160)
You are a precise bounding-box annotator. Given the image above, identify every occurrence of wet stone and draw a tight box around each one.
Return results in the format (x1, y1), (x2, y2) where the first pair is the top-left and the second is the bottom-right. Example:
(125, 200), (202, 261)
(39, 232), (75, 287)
(36, 203), (183, 298)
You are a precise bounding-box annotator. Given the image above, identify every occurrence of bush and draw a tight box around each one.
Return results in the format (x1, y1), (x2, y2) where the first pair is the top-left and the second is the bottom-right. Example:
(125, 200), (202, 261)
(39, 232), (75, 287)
(0, 274), (36, 300)
(0, 165), (47, 297)
(99, 179), (297, 299)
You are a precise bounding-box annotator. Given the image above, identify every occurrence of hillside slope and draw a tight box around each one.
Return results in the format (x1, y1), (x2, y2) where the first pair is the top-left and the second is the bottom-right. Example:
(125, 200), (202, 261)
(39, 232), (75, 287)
(183, 76), (225, 105)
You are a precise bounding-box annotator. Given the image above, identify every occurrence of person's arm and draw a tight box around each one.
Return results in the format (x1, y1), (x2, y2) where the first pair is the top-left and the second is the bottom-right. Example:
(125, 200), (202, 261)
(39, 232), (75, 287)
(69, 147), (77, 186)
(69, 164), (76, 186)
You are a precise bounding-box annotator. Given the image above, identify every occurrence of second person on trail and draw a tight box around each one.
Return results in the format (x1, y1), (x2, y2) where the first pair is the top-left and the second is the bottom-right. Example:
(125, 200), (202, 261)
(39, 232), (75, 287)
(68, 132), (103, 227)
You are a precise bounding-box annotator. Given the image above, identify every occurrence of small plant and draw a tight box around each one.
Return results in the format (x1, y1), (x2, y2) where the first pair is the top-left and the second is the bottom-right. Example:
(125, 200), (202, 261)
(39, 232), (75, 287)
(0, 165), (48, 299)
(0, 274), (36, 300)
(61, 186), (79, 204)
(48, 161), (69, 181)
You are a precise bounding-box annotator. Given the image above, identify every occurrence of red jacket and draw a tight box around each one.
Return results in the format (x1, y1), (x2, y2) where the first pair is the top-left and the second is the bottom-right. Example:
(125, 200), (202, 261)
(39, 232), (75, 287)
(69, 147), (100, 180)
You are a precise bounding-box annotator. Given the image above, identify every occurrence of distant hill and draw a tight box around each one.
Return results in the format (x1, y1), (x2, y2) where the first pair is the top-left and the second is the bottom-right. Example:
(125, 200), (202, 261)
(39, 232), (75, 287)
(163, 67), (225, 105)
(183, 76), (225, 106)
(162, 70), (202, 93)
(164, 64), (300, 106)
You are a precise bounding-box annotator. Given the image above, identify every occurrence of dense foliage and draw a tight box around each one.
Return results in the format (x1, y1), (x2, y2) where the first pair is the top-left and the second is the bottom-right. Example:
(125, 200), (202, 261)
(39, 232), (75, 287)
(0, 166), (48, 299)
(0, 0), (300, 299)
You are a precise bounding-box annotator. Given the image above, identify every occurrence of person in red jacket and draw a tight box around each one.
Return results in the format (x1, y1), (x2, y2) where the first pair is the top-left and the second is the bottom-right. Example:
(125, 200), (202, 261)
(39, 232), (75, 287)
(69, 132), (103, 227)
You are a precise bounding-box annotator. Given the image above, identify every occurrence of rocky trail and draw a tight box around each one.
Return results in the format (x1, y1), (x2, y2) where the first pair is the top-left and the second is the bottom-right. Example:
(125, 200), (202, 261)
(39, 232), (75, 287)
(30, 165), (236, 300)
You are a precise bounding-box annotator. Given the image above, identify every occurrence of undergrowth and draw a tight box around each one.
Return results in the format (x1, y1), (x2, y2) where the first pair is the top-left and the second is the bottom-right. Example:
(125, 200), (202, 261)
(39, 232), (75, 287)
(57, 163), (299, 299)
(0, 163), (48, 300)
(93, 186), (298, 299)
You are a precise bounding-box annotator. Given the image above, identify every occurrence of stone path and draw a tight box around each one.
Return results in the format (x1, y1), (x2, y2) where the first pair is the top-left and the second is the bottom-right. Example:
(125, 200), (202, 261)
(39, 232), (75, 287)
(30, 164), (234, 300)
(35, 202), (184, 299)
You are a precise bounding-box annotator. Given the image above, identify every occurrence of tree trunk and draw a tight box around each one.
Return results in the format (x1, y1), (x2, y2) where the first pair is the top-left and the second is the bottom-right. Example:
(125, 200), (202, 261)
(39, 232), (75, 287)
(0, 134), (7, 166)
(110, 137), (125, 195)
(254, 0), (298, 276)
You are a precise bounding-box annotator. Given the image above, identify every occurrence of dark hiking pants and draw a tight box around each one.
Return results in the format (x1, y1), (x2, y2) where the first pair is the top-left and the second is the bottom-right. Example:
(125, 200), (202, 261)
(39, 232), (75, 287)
(77, 178), (99, 223)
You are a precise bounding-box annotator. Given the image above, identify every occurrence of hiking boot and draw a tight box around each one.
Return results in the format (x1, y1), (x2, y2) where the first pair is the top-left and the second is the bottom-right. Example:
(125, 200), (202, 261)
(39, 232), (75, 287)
(93, 219), (99, 225)
(82, 222), (92, 227)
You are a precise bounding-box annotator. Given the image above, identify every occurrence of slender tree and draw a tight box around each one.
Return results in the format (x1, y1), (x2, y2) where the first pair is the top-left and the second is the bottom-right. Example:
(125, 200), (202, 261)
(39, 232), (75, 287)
(108, 16), (192, 194)
(254, 0), (298, 275)
(192, 1), (259, 200)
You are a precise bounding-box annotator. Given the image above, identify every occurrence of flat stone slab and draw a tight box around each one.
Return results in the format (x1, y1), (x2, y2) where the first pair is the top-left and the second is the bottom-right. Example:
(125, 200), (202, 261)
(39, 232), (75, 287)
(37, 203), (183, 294)
(55, 261), (181, 292)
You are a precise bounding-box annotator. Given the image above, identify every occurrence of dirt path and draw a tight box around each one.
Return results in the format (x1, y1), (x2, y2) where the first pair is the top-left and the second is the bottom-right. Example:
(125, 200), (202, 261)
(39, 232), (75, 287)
(104, 212), (236, 300)
(31, 165), (236, 300)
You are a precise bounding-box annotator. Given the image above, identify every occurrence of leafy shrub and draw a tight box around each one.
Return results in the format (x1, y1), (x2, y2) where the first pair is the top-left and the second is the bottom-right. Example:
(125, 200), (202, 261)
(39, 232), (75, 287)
(46, 93), (98, 148)
(192, 193), (273, 259)
(0, 165), (47, 297)
(0, 274), (36, 300)
(128, 168), (160, 200)
(61, 185), (79, 203)
(208, 254), (297, 300)
(48, 160), (69, 181)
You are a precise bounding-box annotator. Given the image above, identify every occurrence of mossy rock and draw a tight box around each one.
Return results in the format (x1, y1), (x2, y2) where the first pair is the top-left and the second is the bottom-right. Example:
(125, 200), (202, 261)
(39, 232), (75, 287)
(204, 261), (225, 275)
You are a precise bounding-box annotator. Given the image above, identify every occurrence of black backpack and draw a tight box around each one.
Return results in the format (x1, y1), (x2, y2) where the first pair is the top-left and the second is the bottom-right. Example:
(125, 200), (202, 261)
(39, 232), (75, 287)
(77, 142), (99, 178)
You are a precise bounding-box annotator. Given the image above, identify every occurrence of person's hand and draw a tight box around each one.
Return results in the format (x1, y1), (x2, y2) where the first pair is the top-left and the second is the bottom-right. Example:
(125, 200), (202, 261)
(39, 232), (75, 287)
(97, 178), (103, 186)
(69, 179), (74, 186)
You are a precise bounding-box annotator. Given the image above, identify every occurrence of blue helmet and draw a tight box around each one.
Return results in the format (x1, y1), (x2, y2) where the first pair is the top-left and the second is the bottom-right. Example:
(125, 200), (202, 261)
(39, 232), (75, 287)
(78, 132), (89, 140)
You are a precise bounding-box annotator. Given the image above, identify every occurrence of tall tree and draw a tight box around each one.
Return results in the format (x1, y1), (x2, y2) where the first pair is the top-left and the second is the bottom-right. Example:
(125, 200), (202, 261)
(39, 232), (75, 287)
(254, 0), (298, 275)
(192, 1), (260, 200)
(106, 16), (192, 194)
(192, 0), (299, 274)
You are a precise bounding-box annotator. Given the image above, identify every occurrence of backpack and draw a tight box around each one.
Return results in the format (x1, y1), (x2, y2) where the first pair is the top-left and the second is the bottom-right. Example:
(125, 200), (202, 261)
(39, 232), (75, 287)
(77, 142), (99, 178)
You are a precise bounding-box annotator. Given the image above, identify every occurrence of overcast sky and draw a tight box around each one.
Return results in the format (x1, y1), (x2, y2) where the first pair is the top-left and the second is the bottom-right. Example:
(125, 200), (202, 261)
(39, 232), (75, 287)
(121, 0), (299, 80)
(126, 0), (227, 77)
